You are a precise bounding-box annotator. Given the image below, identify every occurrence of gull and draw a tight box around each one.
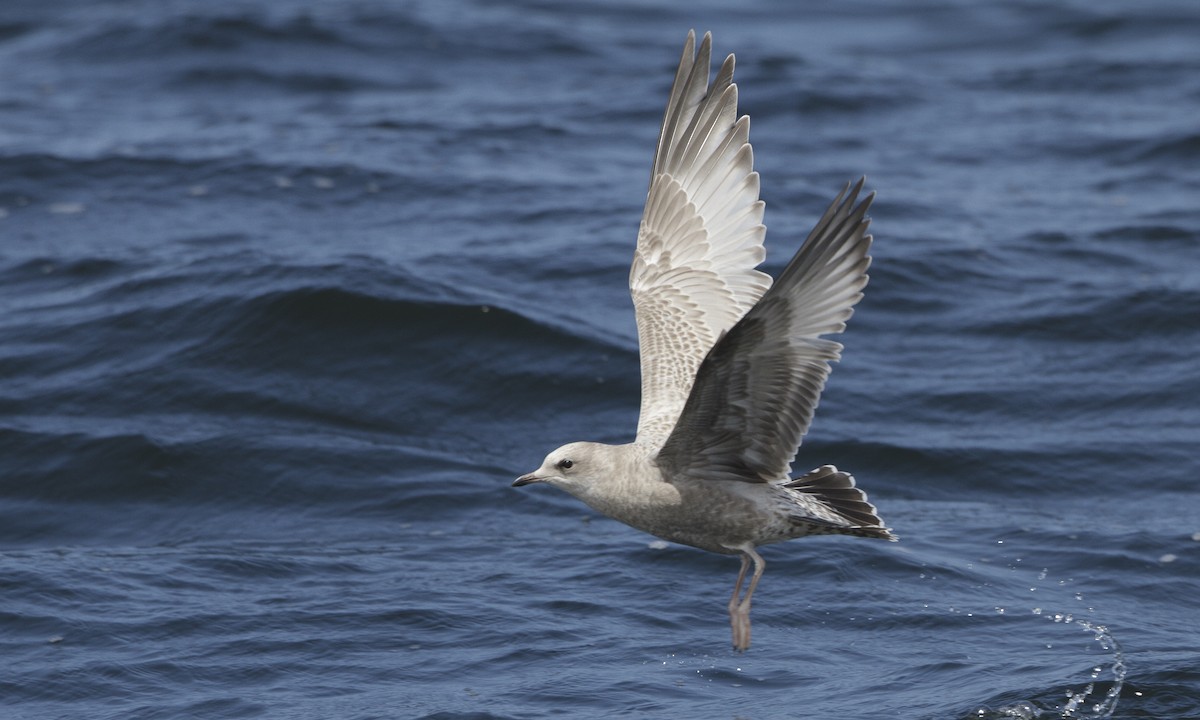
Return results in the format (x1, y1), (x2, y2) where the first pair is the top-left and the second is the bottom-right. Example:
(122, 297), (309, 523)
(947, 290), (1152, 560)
(513, 30), (895, 652)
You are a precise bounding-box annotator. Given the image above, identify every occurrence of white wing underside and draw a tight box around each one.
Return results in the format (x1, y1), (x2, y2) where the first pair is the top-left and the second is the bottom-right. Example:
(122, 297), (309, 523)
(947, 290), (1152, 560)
(631, 31), (771, 447)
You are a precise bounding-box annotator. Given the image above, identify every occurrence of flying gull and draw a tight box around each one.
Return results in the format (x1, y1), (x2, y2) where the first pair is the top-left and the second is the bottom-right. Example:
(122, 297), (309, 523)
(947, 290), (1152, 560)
(514, 30), (895, 652)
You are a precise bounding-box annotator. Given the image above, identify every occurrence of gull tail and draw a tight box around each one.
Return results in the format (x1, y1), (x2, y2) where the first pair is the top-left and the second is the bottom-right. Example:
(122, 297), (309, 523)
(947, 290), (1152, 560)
(786, 465), (897, 541)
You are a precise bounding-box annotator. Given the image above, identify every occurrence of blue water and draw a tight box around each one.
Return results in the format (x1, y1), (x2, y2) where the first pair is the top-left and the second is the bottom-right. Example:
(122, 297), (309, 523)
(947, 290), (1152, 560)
(2, 1), (1198, 718)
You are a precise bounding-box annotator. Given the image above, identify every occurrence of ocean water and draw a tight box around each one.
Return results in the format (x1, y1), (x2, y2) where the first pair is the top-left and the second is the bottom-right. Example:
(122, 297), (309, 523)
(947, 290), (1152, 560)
(1, 0), (1198, 718)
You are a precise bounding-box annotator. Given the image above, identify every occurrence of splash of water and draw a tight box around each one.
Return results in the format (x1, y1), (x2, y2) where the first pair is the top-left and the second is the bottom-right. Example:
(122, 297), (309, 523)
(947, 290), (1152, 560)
(1049, 614), (1124, 718)
(975, 610), (1125, 719)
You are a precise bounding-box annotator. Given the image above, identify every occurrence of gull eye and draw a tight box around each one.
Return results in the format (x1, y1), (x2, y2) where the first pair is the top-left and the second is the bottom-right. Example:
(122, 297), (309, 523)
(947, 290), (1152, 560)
(557, 459), (574, 470)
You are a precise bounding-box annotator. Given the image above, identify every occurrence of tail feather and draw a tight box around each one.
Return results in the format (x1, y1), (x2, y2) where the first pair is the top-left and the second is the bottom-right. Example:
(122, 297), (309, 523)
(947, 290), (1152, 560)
(786, 465), (897, 540)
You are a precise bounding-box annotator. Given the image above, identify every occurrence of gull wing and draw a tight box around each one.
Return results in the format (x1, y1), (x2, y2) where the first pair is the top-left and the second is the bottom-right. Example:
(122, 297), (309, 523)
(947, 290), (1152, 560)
(654, 181), (874, 483)
(631, 31), (771, 447)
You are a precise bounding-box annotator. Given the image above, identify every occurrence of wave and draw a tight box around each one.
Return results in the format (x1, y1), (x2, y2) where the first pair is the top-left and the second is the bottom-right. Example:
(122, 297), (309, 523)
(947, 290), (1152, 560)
(1126, 130), (1200, 163)
(58, 12), (426, 61)
(50, 8), (596, 75)
(987, 58), (1195, 94)
(0, 251), (641, 481)
(0, 152), (415, 204)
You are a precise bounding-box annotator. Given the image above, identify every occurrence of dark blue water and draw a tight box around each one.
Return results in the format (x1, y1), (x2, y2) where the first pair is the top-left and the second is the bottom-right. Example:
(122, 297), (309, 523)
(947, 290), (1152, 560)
(2, 1), (1197, 717)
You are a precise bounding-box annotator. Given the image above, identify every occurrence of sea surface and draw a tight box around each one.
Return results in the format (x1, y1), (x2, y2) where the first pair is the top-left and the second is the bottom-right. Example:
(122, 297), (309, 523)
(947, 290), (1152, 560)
(1, 1), (1198, 718)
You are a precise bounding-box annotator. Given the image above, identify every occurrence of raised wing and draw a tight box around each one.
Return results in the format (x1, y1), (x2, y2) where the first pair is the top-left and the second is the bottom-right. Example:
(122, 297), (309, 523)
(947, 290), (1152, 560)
(654, 180), (874, 483)
(631, 31), (771, 447)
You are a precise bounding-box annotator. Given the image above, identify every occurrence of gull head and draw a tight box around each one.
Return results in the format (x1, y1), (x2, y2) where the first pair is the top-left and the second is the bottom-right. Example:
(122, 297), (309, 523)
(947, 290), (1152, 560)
(513, 441), (616, 501)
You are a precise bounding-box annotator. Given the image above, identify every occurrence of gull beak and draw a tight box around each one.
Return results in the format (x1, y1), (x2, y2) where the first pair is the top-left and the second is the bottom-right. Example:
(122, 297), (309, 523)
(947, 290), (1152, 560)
(512, 472), (544, 487)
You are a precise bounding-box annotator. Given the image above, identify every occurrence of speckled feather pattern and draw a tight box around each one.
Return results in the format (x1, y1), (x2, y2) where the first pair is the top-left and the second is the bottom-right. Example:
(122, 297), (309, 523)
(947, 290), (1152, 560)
(631, 32), (770, 448)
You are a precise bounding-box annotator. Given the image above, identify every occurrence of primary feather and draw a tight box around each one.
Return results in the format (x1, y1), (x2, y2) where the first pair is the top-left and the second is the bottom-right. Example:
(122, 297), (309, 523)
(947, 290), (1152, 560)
(631, 31), (771, 446)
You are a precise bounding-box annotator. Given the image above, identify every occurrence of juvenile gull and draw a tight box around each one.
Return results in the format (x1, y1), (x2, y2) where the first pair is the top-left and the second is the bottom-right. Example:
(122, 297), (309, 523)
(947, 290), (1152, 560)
(514, 31), (896, 652)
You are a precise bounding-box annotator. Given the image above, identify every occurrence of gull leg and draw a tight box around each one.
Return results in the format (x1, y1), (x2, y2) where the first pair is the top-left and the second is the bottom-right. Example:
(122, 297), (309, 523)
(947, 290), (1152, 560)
(731, 547), (765, 652)
(728, 553), (751, 650)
